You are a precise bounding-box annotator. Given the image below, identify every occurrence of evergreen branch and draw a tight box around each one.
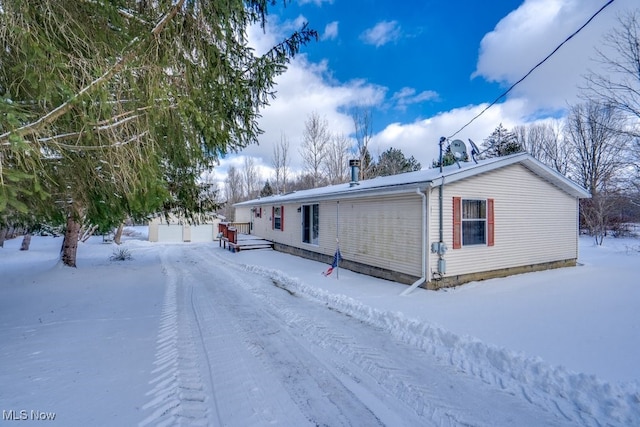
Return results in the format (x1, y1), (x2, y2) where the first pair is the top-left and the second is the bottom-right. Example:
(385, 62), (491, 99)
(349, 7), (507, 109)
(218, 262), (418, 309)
(0, 0), (186, 145)
(46, 131), (150, 152)
(80, 0), (151, 26)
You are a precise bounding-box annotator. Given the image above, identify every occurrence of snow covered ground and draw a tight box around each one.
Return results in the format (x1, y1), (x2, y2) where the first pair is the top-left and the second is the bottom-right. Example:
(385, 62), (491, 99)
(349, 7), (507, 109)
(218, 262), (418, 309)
(0, 229), (638, 426)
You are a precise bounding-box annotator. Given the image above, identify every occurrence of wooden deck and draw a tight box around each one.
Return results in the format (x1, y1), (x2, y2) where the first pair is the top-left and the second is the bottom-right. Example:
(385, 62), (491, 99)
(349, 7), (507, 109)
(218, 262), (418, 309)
(220, 233), (273, 252)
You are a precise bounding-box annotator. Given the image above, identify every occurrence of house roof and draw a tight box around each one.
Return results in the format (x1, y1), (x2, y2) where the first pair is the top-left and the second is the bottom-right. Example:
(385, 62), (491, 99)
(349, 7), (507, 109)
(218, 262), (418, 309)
(235, 153), (590, 207)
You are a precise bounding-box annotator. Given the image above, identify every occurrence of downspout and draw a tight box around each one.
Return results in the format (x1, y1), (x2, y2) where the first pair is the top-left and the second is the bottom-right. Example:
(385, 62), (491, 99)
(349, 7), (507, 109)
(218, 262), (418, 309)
(435, 137), (448, 278)
(400, 187), (427, 296)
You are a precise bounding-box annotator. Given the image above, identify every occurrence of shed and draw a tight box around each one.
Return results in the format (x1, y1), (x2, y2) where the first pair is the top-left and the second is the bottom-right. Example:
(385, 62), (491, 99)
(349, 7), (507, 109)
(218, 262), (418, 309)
(234, 153), (590, 289)
(148, 214), (222, 243)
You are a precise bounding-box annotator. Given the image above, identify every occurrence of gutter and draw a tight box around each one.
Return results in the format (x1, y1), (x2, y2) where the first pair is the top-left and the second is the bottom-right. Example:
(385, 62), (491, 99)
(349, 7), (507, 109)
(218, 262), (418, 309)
(400, 187), (427, 296)
(235, 181), (436, 207)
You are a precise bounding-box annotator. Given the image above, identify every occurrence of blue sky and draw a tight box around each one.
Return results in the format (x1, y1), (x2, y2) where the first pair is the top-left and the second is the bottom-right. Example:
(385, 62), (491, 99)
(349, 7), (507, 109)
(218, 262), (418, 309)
(214, 0), (636, 186)
(281, 1), (524, 125)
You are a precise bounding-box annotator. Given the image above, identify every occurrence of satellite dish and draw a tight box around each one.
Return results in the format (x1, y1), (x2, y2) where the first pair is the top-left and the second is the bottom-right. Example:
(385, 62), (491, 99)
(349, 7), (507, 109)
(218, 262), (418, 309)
(450, 139), (468, 160)
(468, 139), (482, 164)
(446, 139), (468, 169)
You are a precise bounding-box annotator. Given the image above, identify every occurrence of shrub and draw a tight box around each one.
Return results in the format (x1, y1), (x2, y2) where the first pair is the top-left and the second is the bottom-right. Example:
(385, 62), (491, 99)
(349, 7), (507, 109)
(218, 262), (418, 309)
(109, 248), (133, 261)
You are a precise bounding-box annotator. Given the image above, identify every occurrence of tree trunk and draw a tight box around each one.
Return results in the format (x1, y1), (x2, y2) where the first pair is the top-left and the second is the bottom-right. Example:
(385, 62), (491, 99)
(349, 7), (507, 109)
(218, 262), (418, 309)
(0, 228), (7, 247)
(113, 223), (125, 245)
(61, 216), (81, 267)
(20, 233), (32, 251)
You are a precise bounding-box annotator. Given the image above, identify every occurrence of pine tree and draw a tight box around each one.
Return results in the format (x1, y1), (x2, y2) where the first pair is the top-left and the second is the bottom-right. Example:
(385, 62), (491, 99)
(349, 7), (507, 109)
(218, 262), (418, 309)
(260, 181), (274, 197)
(375, 147), (421, 176)
(431, 146), (465, 169)
(0, 0), (317, 266)
(482, 124), (524, 158)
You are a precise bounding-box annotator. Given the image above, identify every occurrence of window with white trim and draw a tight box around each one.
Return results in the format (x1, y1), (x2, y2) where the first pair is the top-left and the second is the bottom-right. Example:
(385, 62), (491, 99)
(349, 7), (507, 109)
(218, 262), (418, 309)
(273, 206), (283, 230)
(453, 197), (494, 249)
(462, 199), (487, 245)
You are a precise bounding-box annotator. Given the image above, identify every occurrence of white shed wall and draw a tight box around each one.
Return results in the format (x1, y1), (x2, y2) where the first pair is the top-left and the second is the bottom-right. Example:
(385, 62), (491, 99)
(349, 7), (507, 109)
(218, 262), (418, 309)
(157, 224), (184, 242)
(189, 224), (215, 242)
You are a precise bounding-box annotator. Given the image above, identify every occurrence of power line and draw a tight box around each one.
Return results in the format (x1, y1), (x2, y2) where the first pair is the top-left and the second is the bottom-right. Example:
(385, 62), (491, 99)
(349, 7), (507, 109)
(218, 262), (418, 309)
(447, 0), (615, 140)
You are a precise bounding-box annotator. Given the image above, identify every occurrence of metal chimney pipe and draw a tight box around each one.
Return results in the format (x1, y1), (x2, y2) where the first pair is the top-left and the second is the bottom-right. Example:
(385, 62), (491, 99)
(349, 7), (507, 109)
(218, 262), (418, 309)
(349, 159), (361, 187)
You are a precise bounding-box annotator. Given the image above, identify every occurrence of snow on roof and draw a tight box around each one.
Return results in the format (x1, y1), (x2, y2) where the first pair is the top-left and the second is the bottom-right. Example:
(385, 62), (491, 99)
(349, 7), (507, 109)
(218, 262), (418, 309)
(235, 153), (590, 207)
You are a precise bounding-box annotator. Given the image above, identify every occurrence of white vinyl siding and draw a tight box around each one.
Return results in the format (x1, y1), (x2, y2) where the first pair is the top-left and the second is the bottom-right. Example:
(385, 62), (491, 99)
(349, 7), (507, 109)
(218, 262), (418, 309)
(241, 193), (424, 277)
(430, 164), (579, 278)
(327, 194), (423, 277)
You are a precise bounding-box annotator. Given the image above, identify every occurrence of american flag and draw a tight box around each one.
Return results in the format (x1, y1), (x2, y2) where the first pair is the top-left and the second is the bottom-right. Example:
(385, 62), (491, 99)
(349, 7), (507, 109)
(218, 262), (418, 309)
(322, 249), (342, 276)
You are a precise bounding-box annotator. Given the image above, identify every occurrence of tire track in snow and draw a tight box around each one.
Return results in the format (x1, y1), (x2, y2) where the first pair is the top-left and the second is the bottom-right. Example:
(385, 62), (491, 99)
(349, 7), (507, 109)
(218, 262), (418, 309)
(183, 251), (383, 426)
(210, 259), (481, 426)
(194, 254), (382, 426)
(202, 248), (587, 427)
(191, 248), (550, 426)
(143, 245), (586, 426)
(139, 248), (209, 427)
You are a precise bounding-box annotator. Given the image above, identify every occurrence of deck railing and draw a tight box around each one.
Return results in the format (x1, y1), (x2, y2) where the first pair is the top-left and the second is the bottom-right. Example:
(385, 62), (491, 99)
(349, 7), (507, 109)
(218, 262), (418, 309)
(224, 222), (251, 235)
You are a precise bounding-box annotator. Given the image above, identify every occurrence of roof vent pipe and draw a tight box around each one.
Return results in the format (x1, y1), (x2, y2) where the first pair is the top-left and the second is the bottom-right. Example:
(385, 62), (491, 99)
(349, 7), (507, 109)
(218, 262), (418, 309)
(349, 159), (361, 187)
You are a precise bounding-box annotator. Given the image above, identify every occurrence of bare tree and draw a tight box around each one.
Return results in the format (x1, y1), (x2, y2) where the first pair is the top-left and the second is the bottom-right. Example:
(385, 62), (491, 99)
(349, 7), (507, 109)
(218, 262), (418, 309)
(514, 121), (573, 175)
(565, 102), (630, 244)
(300, 112), (330, 188)
(242, 157), (260, 200)
(565, 103), (628, 196)
(272, 132), (290, 194)
(324, 133), (350, 184)
(583, 10), (640, 129)
(224, 166), (243, 220)
(352, 108), (375, 180)
(583, 10), (640, 210)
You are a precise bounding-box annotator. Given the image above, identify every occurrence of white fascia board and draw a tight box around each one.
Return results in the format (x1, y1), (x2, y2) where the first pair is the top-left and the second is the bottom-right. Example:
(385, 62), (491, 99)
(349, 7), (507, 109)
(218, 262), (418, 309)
(236, 184), (429, 207)
(519, 158), (591, 198)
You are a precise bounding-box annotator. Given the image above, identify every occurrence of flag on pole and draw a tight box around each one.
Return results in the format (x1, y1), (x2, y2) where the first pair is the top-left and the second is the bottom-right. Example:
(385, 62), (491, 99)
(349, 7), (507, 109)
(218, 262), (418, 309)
(322, 249), (342, 276)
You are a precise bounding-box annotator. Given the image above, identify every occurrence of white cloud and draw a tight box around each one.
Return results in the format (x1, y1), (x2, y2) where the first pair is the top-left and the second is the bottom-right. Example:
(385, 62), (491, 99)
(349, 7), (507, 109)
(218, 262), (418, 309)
(298, 0), (333, 5)
(372, 99), (531, 168)
(360, 21), (402, 47)
(473, 0), (636, 113)
(245, 56), (385, 170)
(213, 19), (386, 185)
(322, 21), (339, 41)
(217, 0), (637, 189)
(391, 87), (439, 110)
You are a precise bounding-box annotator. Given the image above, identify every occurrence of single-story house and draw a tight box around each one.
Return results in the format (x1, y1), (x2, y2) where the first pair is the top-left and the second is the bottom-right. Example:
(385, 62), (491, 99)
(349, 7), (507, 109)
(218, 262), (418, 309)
(234, 153), (590, 289)
(148, 213), (223, 243)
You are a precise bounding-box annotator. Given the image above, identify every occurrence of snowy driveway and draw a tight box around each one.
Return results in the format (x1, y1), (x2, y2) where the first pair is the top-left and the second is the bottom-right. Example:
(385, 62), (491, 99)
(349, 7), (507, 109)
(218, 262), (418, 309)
(3, 236), (635, 426)
(140, 245), (576, 426)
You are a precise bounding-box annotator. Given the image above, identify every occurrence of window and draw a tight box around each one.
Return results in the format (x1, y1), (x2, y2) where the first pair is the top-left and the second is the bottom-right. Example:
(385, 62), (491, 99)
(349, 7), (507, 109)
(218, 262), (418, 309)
(302, 204), (319, 245)
(462, 200), (486, 245)
(453, 197), (494, 249)
(272, 206), (284, 230)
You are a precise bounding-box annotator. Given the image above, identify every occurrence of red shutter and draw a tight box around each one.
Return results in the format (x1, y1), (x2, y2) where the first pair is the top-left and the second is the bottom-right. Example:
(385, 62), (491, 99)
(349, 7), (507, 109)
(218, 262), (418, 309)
(453, 197), (462, 249)
(487, 198), (495, 246)
(271, 206), (275, 229)
(280, 205), (284, 231)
